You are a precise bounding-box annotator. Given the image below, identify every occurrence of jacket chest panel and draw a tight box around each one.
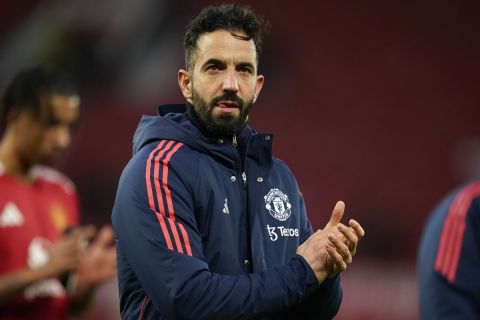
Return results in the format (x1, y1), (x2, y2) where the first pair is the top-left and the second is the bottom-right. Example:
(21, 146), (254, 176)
(191, 158), (304, 272)
(193, 164), (248, 274)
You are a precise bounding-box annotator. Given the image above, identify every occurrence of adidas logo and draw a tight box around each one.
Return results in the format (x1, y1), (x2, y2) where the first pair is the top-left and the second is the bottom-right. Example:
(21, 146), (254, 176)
(0, 202), (24, 227)
(222, 198), (230, 214)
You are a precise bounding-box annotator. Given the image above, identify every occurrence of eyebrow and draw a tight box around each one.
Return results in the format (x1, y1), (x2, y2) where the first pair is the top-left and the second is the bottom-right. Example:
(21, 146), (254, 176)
(201, 59), (225, 70)
(201, 59), (256, 71)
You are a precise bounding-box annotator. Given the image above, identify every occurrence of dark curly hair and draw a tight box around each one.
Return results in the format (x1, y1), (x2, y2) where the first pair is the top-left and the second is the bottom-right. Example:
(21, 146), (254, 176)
(184, 4), (267, 72)
(1, 66), (77, 131)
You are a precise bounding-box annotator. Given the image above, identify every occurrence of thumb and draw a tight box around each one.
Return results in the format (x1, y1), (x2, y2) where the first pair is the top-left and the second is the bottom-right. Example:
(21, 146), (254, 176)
(326, 201), (345, 227)
(93, 225), (115, 248)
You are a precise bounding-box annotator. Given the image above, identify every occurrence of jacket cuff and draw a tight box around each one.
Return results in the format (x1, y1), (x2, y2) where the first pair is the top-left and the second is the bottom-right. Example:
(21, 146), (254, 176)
(292, 254), (322, 293)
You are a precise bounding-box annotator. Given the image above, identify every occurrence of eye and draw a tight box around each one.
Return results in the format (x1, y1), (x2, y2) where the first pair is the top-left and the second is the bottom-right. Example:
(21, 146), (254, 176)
(237, 66), (253, 74)
(206, 64), (222, 72)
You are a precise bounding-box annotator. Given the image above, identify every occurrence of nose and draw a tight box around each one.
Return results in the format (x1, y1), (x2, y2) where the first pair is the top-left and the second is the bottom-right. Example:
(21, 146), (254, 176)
(54, 127), (71, 150)
(222, 69), (239, 93)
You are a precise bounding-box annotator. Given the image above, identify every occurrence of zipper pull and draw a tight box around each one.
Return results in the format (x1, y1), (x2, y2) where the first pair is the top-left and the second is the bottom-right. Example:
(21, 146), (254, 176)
(232, 135), (237, 147)
(242, 172), (247, 186)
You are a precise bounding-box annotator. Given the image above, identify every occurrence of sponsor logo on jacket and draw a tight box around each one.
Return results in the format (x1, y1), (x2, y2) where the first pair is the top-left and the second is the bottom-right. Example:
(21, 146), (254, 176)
(266, 225), (299, 241)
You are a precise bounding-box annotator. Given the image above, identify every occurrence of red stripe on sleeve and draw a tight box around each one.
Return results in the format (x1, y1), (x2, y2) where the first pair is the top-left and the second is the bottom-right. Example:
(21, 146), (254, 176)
(447, 222), (466, 282)
(145, 140), (173, 250)
(138, 292), (148, 320)
(435, 192), (467, 278)
(440, 218), (461, 278)
(178, 223), (192, 256)
(145, 141), (166, 211)
(168, 218), (184, 254)
(160, 142), (185, 253)
(434, 183), (480, 282)
(445, 188), (475, 281)
(156, 213), (174, 251)
(145, 140), (192, 256)
(162, 142), (184, 221)
(154, 140), (175, 216)
(434, 213), (454, 274)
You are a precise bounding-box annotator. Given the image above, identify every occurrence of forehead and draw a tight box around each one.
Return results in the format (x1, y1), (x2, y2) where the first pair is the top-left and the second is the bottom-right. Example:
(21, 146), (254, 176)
(41, 94), (80, 122)
(195, 30), (257, 66)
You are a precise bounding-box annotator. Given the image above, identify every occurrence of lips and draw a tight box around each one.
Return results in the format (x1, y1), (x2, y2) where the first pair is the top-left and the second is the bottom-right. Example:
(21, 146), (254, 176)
(215, 100), (239, 109)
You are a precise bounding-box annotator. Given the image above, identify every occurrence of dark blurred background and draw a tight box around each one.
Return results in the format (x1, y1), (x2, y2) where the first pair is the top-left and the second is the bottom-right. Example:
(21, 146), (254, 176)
(1, 0), (479, 319)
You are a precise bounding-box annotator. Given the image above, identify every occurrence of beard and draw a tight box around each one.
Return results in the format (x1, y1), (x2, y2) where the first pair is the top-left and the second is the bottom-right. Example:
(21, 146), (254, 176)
(191, 88), (253, 137)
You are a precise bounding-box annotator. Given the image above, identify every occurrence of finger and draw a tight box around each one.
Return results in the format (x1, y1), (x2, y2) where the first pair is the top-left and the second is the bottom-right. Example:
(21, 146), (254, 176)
(67, 226), (96, 252)
(108, 248), (117, 262)
(338, 224), (358, 254)
(107, 250), (117, 274)
(326, 246), (346, 272)
(328, 234), (352, 264)
(69, 225), (97, 241)
(349, 219), (365, 239)
(93, 225), (115, 247)
(326, 201), (345, 227)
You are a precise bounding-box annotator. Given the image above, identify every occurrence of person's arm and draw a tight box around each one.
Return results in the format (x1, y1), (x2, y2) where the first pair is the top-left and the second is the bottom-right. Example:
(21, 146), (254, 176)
(286, 194), (365, 319)
(0, 268), (59, 306)
(0, 226), (95, 307)
(283, 194), (343, 319)
(112, 143), (346, 319)
(419, 185), (480, 319)
(67, 225), (117, 316)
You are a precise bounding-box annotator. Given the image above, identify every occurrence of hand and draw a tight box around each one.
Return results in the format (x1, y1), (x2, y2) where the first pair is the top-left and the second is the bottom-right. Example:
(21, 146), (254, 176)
(41, 226), (96, 278)
(339, 219), (365, 257)
(325, 207), (365, 277)
(76, 225), (117, 286)
(296, 201), (348, 282)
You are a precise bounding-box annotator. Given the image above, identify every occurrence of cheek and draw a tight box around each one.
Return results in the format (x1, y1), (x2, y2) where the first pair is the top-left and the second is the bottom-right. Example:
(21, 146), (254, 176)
(22, 129), (41, 146)
(194, 76), (222, 95)
(18, 134), (43, 160)
(195, 85), (213, 100)
(239, 78), (257, 95)
(33, 131), (55, 151)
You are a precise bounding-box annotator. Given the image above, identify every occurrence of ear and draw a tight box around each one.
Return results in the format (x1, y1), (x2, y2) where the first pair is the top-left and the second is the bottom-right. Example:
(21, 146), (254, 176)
(252, 74), (265, 103)
(178, 69), (193, 103)
(8, 110), (31, 135)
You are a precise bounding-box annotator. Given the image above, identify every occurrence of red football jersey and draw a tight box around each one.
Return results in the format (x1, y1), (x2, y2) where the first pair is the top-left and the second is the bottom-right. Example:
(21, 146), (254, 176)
(0, 164), (79, 320)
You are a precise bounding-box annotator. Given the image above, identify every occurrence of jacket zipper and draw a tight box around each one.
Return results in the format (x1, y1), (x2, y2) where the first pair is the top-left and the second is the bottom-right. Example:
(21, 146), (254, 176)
(231, 134), (252, 272)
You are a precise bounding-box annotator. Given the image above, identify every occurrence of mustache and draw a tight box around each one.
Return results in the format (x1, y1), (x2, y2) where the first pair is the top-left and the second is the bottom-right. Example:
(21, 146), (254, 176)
(210, 92), (244, 109)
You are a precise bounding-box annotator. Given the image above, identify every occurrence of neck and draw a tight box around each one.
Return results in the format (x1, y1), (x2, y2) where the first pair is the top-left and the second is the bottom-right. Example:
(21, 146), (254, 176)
(0, 132), (33, 182)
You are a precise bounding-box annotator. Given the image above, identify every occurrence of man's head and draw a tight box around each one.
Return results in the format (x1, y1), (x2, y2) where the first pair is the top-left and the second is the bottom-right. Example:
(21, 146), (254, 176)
(1, 66), (80, 167)
(178, 4), (266, 137)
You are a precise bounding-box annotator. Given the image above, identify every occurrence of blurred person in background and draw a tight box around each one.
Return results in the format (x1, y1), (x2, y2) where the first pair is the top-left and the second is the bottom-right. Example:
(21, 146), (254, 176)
(0, 66), (116, 319)
(113, 4), (364, 319)
(418, 180), (480, 318)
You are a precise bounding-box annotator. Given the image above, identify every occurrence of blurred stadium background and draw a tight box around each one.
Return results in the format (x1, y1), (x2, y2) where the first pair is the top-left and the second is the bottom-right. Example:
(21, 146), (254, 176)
(1, 0), (479, 319)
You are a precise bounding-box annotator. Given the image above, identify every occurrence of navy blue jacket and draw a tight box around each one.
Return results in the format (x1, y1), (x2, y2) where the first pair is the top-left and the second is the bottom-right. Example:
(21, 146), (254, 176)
(112, 104), (342, 319)
(418, 181), (480, 319)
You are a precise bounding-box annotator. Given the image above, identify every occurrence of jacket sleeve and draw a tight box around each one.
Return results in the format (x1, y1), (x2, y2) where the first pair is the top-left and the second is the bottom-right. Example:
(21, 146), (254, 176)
(418, 184), (480, 319)
(282, 193), (342, 319)
(112, 142), (322, 320)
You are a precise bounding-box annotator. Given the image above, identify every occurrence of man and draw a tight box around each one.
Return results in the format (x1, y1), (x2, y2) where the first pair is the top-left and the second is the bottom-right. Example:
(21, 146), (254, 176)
(418, 180), (480, 319)
(113, 4), (365, 319)
(0, 66), (116, 319)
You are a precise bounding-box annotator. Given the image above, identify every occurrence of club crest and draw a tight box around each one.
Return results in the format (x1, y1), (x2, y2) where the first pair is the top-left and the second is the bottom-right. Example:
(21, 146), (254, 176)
(264, 188), (292, 221)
